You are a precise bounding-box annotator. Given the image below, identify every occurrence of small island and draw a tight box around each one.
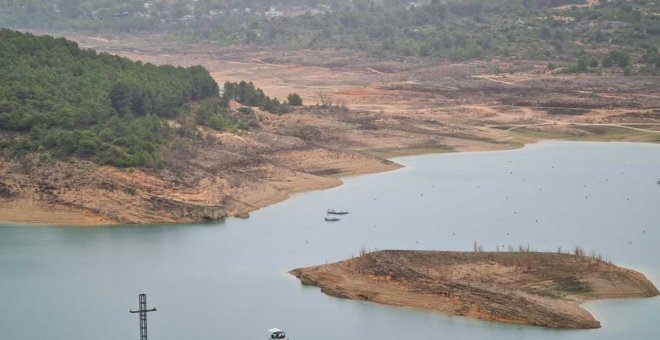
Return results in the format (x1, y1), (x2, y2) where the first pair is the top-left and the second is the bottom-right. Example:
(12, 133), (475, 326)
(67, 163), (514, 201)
(291, 250), (659, 329)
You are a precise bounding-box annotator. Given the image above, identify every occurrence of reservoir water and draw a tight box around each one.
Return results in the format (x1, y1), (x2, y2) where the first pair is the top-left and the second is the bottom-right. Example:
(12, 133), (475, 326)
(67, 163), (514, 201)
(0, 141), (658, 340)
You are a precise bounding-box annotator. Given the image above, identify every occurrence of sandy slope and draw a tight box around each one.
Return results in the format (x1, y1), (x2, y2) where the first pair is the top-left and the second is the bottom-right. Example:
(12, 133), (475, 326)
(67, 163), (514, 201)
(0, 199), (114, 226)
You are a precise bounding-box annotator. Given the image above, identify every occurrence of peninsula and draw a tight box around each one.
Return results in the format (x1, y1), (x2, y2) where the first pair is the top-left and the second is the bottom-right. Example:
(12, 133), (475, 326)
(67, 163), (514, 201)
(291, 250), (659, 329)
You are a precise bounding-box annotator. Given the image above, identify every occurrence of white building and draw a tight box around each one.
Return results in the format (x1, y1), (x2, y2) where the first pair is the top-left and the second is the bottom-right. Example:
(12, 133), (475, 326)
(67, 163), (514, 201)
(265, 8), (283, 18)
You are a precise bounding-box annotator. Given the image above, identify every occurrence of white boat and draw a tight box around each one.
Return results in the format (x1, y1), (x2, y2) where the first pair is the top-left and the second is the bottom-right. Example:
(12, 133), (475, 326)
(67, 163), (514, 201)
(325, 216), (340, 222)
(327, 209), (349, 215)
(268, 328), (288, 340)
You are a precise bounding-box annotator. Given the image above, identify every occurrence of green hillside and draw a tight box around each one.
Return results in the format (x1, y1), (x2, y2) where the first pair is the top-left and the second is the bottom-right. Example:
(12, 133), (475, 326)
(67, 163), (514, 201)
(0, 29), (219, 167)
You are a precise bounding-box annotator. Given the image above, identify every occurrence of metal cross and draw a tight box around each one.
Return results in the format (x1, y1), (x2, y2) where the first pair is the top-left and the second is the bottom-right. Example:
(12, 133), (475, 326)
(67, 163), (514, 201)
(129, 294), (157, 340)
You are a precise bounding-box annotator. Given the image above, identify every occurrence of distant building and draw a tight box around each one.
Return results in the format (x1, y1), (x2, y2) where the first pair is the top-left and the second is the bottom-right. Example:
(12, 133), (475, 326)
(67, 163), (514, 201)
(265, 8), (284, 18)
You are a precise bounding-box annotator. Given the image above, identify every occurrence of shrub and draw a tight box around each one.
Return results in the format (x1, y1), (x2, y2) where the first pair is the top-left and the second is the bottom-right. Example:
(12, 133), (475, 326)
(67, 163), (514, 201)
(287, 93), (303, 106)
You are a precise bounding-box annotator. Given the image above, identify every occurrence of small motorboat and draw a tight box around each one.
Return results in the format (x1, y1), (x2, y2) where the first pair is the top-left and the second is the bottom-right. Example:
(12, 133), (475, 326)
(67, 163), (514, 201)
(327, 209), (349, 215)
(268, 328), (288, 340)
(325, 216), (340, 222)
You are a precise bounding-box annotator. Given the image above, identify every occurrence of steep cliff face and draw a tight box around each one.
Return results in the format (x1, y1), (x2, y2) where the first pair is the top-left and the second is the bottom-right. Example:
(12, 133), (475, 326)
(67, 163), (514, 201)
(291, 250), (659, 329)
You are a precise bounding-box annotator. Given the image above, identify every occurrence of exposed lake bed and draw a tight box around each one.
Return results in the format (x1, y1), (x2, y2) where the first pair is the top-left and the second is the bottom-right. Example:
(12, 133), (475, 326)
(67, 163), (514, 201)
(0, 141), (658, 339)
(291, 250), (658, 329)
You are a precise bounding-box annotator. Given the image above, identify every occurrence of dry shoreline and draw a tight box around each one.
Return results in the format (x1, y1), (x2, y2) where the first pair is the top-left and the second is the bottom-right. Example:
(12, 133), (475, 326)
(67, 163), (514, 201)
(0, 148), (405, 226)
(0, 146), (409, 226)
(291, 250), (660, 329)
(0, 198), (115, 226)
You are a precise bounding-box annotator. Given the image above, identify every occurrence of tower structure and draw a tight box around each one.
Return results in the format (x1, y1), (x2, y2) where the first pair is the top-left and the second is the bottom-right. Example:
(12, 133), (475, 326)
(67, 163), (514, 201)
(129, 294), (157, 340)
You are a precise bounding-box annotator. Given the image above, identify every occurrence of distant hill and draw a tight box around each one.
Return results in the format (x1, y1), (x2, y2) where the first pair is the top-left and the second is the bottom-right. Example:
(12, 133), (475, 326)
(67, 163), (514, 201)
(0, 29), (219, 167)
(1, 1), (658, 72)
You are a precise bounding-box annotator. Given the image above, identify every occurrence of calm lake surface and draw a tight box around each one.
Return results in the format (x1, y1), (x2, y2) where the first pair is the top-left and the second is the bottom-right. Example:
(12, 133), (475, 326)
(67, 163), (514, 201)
(1, 141), (658, 340)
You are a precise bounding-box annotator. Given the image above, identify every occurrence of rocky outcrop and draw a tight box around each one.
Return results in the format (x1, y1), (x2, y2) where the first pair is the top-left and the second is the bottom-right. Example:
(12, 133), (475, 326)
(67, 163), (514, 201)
(149, 196), (225, 220)
(0, 181), (14, 198)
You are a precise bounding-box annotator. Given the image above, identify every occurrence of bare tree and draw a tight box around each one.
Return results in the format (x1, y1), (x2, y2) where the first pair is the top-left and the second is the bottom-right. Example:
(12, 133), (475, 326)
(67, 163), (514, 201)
(317, 90), (333, 107)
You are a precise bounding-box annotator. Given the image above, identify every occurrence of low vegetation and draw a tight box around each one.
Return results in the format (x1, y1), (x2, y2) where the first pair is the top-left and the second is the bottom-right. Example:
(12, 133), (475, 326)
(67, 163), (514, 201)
(191, 98), (256, 132)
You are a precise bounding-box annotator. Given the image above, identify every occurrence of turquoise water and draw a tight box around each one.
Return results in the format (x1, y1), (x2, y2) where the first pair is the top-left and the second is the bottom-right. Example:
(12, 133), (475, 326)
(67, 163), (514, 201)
(0, 141), (658, 339)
